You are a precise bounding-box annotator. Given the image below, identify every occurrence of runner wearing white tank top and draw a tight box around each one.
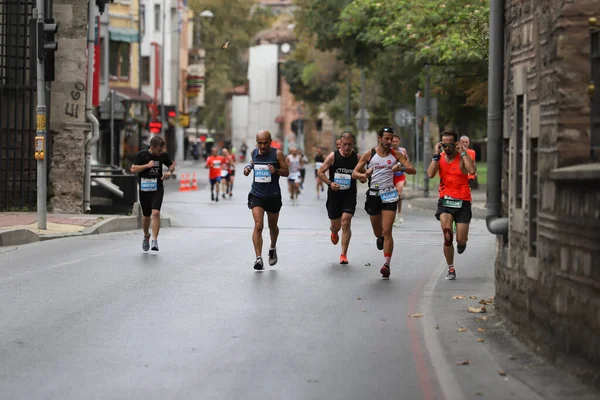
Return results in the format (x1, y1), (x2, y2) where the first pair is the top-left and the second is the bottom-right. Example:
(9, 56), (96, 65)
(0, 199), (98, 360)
(352, 126), (416, 279)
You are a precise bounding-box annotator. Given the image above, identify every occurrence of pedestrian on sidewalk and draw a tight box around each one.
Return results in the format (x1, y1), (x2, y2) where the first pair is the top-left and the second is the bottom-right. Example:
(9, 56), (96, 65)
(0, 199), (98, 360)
(131, 135), (175, 252)
(427, 129), (477, 280)
(244, 130), (289, 271)
(352, 126), (416, 278)
(317, 132), (365, 265)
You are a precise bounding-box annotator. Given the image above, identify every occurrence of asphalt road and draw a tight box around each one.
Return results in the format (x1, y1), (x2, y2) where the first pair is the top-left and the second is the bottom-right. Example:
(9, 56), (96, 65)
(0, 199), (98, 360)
(0, 165), (548, 400)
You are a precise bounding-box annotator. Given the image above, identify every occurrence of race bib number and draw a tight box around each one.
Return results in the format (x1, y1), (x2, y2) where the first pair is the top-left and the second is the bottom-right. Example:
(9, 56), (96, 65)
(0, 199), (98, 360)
(334, 172), (351, 190)
(290, 172), (301, 182)
(315, 162), (323, 170)
(213, 160), (221, 169)
(140, 178), (158, 192)
(442, 196), (463, 208)
(254, 164), (272, 183)
(379, 187), (399, 203)
(221, 169), (228, 177)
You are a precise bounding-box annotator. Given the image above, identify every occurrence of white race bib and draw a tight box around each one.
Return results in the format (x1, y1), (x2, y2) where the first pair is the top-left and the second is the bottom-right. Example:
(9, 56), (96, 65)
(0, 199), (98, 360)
(213, 160), (221, 169)
(254, 164), (272, 183)
(379, 187), (399, 203)
(221, 169), (228, 177)
(289, 172), (301, 182)
(315, 162), (323, 170)
(140, 178), (158, 192)
(334, 172), (351, 190)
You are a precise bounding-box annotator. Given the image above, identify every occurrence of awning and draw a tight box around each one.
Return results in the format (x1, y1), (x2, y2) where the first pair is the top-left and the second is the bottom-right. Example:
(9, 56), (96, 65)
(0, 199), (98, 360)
(112, 87), (153, 103)
(108, 27), (139, 43)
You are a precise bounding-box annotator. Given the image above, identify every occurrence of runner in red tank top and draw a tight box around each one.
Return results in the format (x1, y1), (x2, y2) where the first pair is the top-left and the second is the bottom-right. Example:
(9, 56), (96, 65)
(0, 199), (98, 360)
(427, 129), (477, 280)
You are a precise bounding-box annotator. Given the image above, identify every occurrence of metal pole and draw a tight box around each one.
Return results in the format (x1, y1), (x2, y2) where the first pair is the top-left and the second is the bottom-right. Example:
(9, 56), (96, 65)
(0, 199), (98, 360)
(360, 69), (365, 152)
(160, 0), (167, 136)
(34, 3), (46, 229)
(175, 0), (183, 162)
(423, 65), (431, 198)
(110, 89), (115, 166)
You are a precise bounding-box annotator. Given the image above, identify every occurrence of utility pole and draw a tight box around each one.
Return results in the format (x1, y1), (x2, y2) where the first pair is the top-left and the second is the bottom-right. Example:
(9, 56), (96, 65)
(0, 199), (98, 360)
(33, 0), (58, 229)
(160, 0), (167, 136)
(423, 65), (431, 198)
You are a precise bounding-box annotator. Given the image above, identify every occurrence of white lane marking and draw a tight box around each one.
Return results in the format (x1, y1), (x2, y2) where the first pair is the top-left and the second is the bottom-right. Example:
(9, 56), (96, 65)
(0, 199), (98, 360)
(420, 260), (467, 400)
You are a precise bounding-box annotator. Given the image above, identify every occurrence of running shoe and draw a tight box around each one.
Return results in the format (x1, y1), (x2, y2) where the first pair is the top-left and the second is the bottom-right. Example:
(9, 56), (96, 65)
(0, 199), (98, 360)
(268, 248), (278, 266)
(380, 263), (390, 278)
(446, 267), (456, 280)
(457, 243), (467, 254)
(331, 232), (339, 245)
(254, 257), (264, 271)
(142, 235), (150, 251)
(211, 192), (214, 201)
(151, 240), (159, 252)
(376, 236), (384, 250)
(340, 254), (348, 264)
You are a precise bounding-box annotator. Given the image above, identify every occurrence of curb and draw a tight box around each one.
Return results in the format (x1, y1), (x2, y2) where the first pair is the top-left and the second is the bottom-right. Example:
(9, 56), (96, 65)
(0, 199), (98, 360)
(0, 216), (172, 247)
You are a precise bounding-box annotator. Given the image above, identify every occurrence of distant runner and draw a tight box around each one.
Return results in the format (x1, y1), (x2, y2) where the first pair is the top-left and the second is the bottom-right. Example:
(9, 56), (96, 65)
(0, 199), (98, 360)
(460, 135), (477, 189)
(427, 129), (477, 280)
(131, 136), (175, 252)
(391, 134), (408, 225)
(314, 147), (325, 199)
(353, 126), (416, 278)
(244, 130), (289, 270)
(317, 132), (364, 264)
(286, 146), (303, 200)
(220, 148), (233, 199)
(205, 147), (223, 202)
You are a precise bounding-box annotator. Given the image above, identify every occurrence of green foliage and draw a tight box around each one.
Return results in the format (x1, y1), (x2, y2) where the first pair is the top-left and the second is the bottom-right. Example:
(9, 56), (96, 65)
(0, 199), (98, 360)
(189, 0), (275, 132)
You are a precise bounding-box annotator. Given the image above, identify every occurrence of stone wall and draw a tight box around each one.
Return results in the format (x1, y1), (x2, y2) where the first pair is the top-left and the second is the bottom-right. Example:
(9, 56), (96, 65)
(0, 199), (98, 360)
(48, 0), (89, 213)
(498, 0), (600, 387)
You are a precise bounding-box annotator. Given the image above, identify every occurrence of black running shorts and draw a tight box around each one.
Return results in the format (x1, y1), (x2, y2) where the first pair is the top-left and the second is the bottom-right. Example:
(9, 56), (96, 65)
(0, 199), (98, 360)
(326, 194), (356, 220)
(248, 193), (282, 214)
(435, 198), (472, 224)
(365, 193), (397, 216)
(139, 188), (164, 217)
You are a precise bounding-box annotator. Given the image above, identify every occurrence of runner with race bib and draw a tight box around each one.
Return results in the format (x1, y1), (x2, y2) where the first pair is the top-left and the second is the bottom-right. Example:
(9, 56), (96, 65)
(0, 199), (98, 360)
(314, 147), (325, 199)
(352, 126), (416, 279)
(286, 146), (303, 201)
(427, 129), (476, 280)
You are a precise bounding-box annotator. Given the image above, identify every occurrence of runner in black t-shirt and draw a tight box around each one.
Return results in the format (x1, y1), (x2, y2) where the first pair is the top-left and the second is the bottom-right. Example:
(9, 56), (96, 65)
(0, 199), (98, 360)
(131, 136), (175, 252)
(314, 147), (325, 199)
(317, 132), (365, 265)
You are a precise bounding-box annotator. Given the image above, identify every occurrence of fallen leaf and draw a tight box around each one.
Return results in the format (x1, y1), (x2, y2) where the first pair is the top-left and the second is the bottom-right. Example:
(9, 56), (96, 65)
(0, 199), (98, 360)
(468, 306), (487, 313)
(409, 313), (424, 318)
(477, 338), (485, 342)
(222, 41), (230, 49)
(381, 318), (386, 322)
(357, 297), (361, 300)
(456, 360), (470, 365)
(452, 295), (466, 300)
(458, 327), (468, 332)
(481, 316), (488, 321)
(435, 324), (439, 330)
(475, 392), (484, 397)
(489, 296), (495, 300)
(479, 299), (493, 305)
(470, 295), (478, 299)
(498, 369), (506, 376)
(365, 263), (371, 266)
(477, 328), (487, 333)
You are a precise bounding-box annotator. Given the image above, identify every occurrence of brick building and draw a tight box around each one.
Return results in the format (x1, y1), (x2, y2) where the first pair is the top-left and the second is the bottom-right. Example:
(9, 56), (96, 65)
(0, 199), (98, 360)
(498, 0), (600, 386)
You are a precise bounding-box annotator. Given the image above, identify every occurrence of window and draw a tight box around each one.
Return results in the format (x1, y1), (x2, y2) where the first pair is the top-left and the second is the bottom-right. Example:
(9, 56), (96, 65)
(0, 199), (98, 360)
(528, 138), (539, 257)
(154, 4), (161, 32)
(141, 56), (150, 85)
(109, 41), (130, 80)
(515, 95), (524, 209)
(140, 4), (145, 38)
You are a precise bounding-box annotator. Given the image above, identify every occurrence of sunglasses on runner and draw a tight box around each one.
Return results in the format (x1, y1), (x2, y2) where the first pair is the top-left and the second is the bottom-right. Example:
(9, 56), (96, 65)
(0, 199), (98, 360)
(441, 142), (456, 148)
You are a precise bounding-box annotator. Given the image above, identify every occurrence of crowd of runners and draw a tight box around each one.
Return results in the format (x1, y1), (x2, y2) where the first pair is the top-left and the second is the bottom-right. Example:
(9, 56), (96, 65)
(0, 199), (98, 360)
(131, 126), (476, 281)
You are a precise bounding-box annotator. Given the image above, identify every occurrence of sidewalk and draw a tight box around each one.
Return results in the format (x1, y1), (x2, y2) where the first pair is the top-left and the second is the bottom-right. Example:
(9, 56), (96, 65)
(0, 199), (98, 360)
(0, 208), (171, 247)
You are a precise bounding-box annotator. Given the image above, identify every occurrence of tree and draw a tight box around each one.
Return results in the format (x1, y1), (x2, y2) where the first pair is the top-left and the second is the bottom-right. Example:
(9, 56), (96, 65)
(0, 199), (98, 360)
(189, 0), (274, 132)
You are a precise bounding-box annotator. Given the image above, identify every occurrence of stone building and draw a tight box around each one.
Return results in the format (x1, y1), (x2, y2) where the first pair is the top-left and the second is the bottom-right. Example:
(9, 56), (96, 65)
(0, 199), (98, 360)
(0, 0), (89, 213)
(498, 0), (600, 387)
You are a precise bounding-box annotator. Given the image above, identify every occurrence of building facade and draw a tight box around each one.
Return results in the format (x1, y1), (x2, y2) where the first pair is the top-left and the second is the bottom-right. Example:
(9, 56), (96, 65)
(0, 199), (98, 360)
(499, 0), (600, 387)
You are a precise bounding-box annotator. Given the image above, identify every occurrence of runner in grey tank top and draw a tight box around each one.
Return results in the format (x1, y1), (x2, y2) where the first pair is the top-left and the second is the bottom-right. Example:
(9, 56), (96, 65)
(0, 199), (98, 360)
(352, 126), (416, 279)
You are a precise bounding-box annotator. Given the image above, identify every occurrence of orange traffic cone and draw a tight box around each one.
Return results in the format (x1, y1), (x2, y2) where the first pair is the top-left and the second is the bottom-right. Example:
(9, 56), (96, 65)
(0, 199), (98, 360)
(179, 173), (188, 192)
(191, 173), (198, 191)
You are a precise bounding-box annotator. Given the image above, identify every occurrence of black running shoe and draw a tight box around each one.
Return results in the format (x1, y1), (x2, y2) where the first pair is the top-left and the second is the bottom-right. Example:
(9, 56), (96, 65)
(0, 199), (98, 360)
(216, 195), (219, 202)
(446, 267), (456, 280)
(268, 248), (278, 266)
(376, 236), (384, 250)
(211, 192), (214, 201)
(381, 263), (390, 279)
(457, 243), (467, 254)
(254, 257), (264, 271)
